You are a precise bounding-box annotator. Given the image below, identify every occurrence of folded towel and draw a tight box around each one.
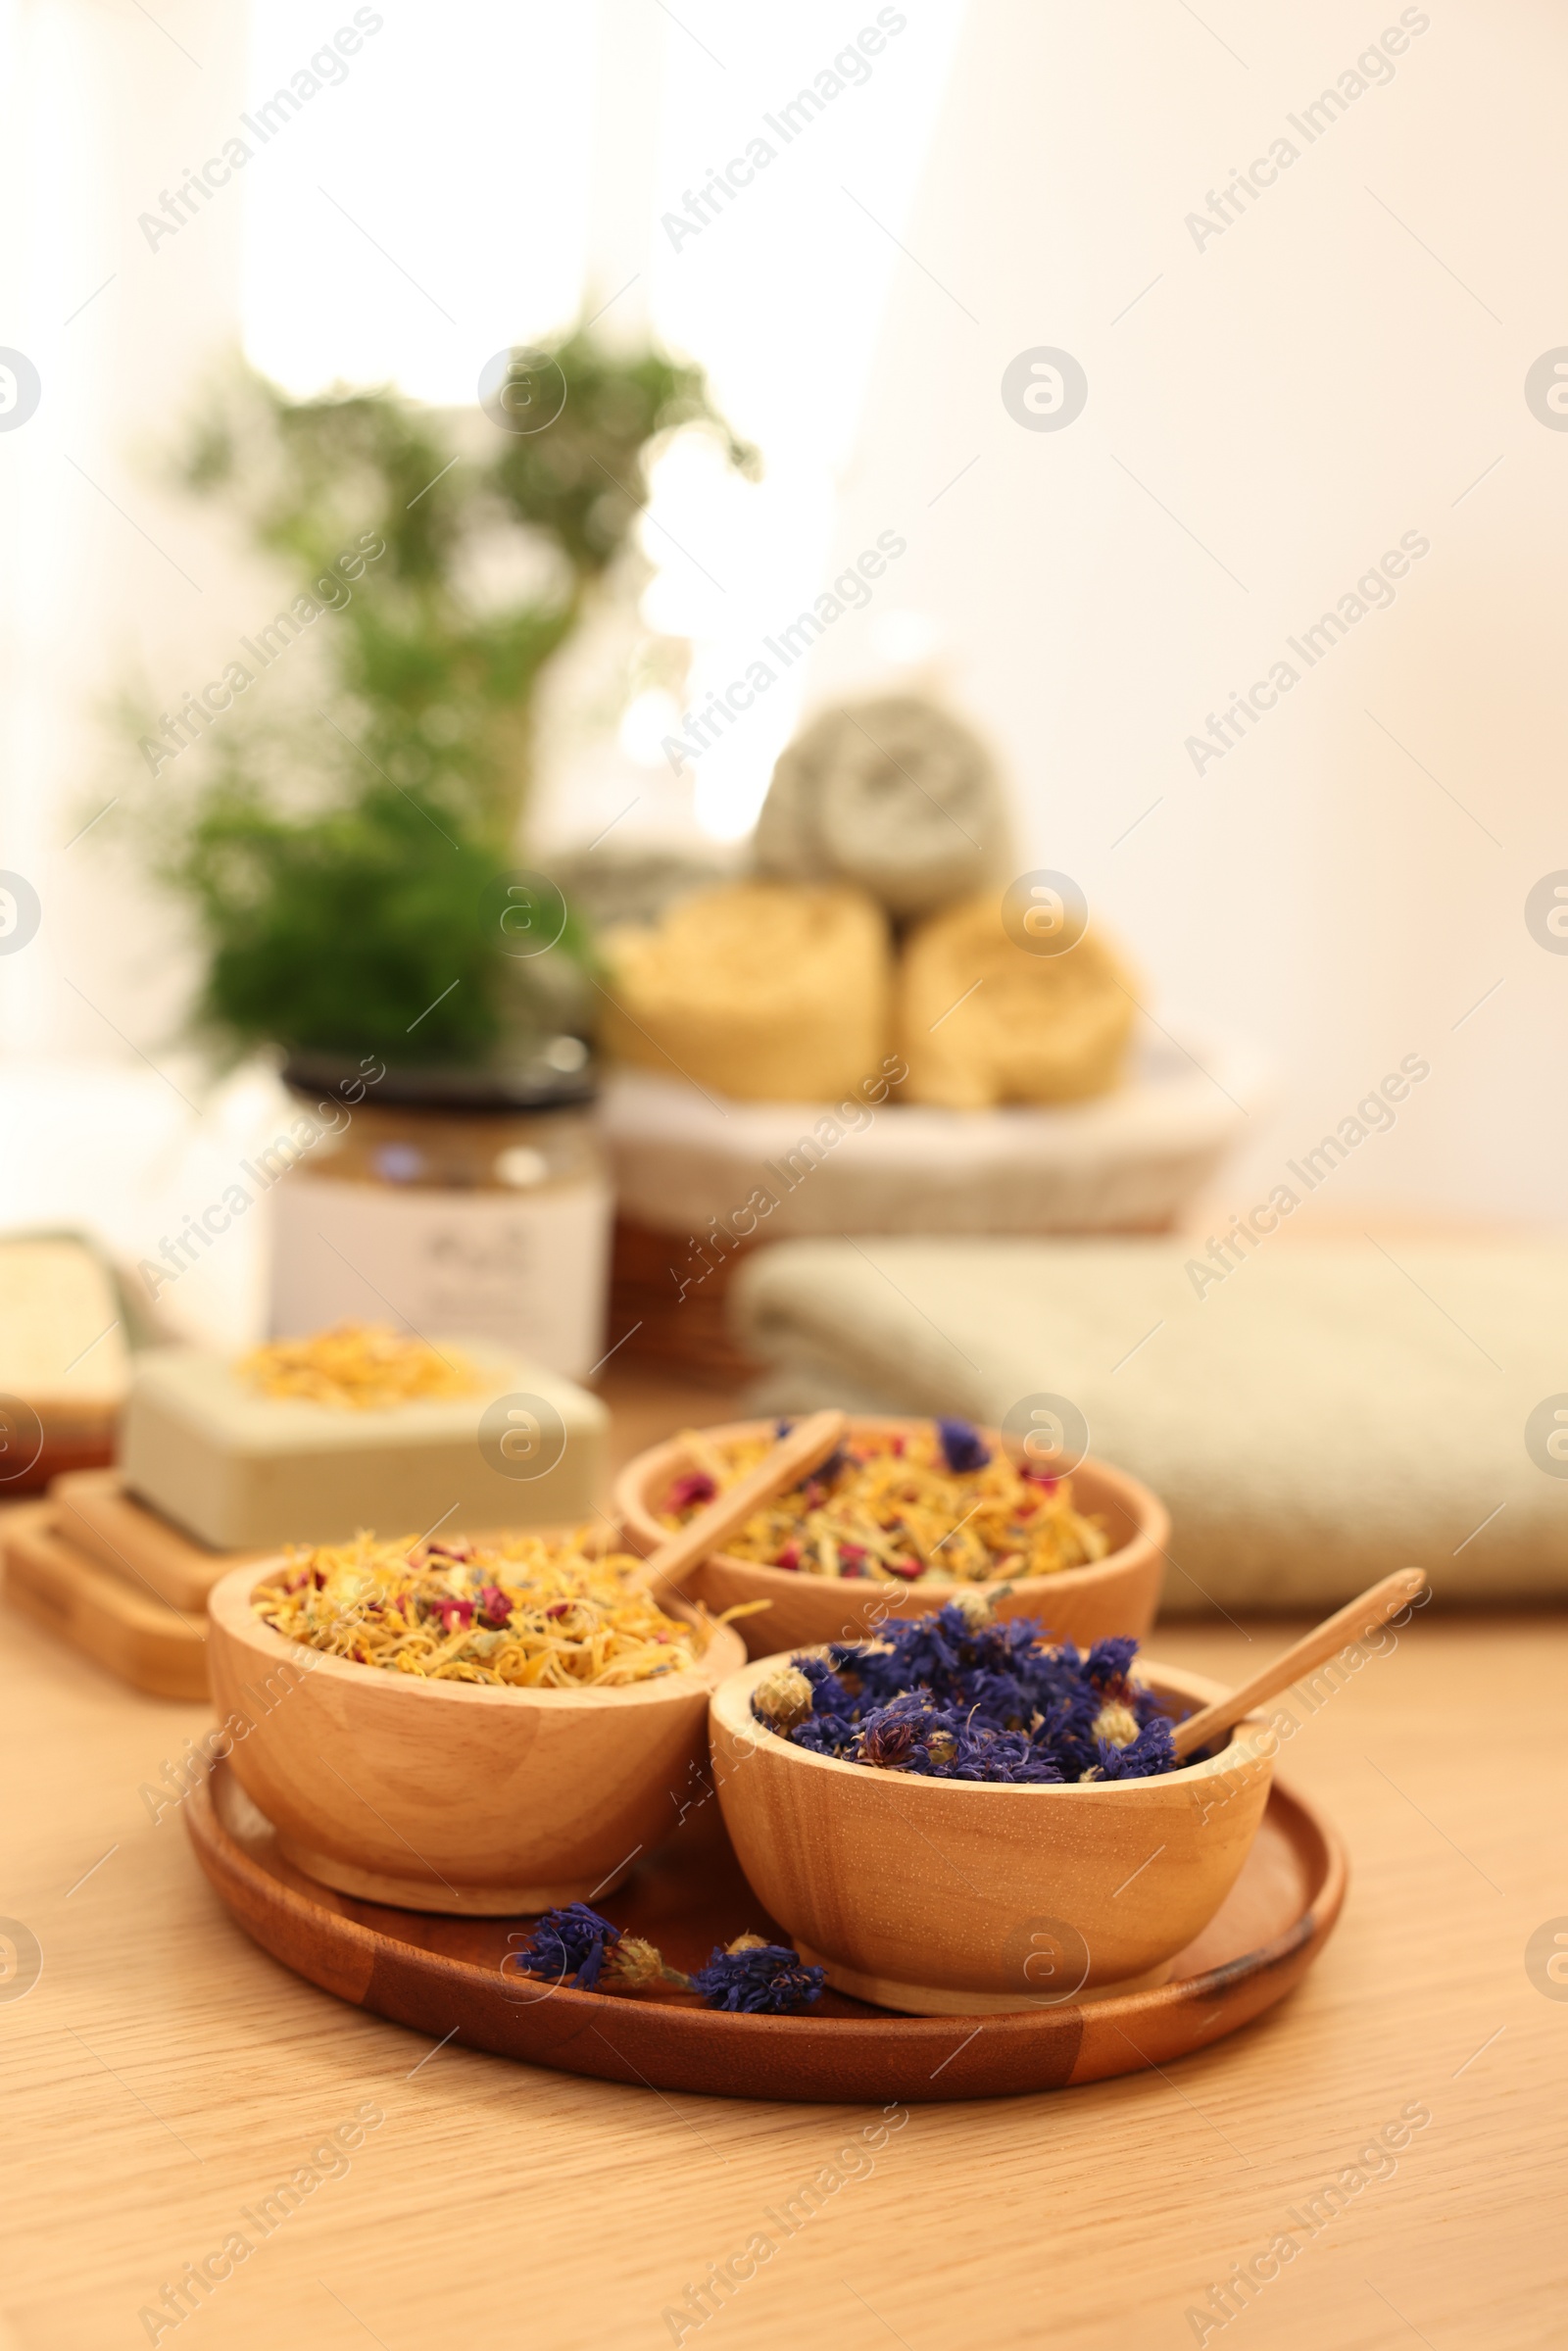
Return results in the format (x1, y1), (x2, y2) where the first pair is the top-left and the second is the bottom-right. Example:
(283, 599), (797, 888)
(729, 1236), (1568, 1611)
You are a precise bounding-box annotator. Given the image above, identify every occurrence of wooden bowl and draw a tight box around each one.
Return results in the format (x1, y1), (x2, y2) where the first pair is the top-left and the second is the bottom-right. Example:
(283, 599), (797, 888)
(613, 1417), (1168, 1659)
(710, 1654), (1273, 2014)
(205, 1548), (746, 1917)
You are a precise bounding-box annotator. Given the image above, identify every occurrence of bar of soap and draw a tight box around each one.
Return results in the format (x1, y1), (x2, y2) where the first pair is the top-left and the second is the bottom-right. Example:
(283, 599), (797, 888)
(0, 1234), (129, 1476)
(121, 1342), (607, 1550)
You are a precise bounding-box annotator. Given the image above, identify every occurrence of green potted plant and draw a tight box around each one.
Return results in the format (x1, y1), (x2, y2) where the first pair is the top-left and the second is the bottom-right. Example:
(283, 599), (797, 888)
(121, 324), (754, 1081)
(108, 327), (755, 1377)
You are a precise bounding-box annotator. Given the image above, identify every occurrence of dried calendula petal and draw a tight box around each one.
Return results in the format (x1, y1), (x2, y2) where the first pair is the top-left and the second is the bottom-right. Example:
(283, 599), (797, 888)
(660, 1418), (1109, 1587)
(239, 1322), (482, 1412)
(253, 1529), (711, 1689)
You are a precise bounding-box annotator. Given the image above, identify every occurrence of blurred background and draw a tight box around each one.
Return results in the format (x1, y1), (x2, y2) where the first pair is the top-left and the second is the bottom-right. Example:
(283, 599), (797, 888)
(0, 0), (1563, 1382)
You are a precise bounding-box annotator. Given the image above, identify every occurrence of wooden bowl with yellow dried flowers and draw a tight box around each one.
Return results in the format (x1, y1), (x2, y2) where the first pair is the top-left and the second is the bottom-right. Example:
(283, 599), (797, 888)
(204, 1417), (848, 1915)
(614, 1416), (1168, 1660)
(205, 1525), (748, 1916)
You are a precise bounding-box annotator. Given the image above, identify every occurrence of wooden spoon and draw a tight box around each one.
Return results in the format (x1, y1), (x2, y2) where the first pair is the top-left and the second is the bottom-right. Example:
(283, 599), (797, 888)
(1170, 1566), (1426, 1761)
(633, 1408), (848, 1614)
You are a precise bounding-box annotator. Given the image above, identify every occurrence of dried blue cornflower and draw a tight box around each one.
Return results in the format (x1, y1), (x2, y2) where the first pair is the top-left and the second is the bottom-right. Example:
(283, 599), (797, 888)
(790, 1712), (860, 1759)
(854, 1694), (935, 1771)
(690, 1934), (825, 2015)
(1090, 1717), (1177, 1781)
(1084, 1637), (1140, 1692)
(754, 1610), (1181, 1786)
(858, 1614), (962, 1701)
(515, 1903), (622, 1989)
(794, 1652), (858, 1714)
(938, 1724), (1066, 1784)
(937, 1417), (992, 1474)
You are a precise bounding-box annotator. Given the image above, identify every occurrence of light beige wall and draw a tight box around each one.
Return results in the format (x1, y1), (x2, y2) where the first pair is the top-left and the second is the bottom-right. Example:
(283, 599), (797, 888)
(803, 0), (1568, 1225)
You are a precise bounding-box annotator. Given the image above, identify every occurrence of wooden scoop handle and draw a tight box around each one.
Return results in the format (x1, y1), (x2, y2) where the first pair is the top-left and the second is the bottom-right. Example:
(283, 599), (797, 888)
(1170, 1567), (1427, 1760)
(635, 1409), (848, 1614)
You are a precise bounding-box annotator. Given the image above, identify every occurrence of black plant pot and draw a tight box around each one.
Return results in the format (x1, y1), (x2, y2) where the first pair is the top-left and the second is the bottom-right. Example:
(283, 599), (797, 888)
(281, 1044), (597, 1117)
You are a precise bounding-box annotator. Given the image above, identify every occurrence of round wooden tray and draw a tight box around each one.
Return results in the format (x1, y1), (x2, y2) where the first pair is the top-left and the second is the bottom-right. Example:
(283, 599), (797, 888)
(186, 1760), (1346, 2104)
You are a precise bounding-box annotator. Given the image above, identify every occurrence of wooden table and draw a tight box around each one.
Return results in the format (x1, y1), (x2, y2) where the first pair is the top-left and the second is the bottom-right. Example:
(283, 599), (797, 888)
(2, 1374), (1563, 2351)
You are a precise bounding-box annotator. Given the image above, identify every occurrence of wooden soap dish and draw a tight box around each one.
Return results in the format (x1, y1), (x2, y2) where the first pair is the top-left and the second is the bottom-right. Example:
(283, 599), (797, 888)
(187, 1755), (1346, 2102)
(3, 1504), (208, 1700)
(0, 1471), (246, 1699)
(50, 1469), (261, 1611)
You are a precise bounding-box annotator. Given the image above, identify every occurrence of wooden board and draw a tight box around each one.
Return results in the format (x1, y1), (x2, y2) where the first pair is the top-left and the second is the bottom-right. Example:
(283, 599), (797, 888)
(1, 1506), (208, 1699)
(187, 1753), (1345, 2103)
(50, 1468), (259, 1610)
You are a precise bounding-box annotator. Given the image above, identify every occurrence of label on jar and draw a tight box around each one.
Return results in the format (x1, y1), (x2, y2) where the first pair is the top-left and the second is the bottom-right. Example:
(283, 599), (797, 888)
(270, 1172), (613, 1383)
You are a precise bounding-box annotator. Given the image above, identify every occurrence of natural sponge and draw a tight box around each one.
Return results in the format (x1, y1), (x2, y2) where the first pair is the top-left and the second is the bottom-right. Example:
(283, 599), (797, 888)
(600, 882), (891, 1102)
(899, 893), (1137, 1107)
(755, 696), (1008, 920)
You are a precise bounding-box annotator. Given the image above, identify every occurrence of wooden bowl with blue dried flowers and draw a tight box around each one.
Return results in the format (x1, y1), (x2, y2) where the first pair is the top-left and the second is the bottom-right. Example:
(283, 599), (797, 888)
(614, 1416), (1167, 1660)
(710, 1606), (1273, 2015)
(206, 1524), (745, 1916)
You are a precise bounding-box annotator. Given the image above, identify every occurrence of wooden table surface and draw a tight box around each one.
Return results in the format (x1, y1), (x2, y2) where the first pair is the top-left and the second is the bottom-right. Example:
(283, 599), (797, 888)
(2, 1372), (1564, 2351)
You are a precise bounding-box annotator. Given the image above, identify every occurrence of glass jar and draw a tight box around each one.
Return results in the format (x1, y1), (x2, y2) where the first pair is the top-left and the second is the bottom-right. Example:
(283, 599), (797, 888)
(268, 1052), (612, 1384)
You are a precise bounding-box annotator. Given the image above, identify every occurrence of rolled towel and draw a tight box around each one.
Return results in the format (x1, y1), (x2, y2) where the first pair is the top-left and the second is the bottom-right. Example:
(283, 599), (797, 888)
(599, 881), (892, 1102)
(754, 696), (1009, 920)
(899, 893), (1138, 1107)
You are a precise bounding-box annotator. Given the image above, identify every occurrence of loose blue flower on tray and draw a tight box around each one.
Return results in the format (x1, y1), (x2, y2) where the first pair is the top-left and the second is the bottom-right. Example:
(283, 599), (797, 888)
(513, 1902), (667, 1991)
(688, 1934), (825, 2014)
(749, 1603), (1178, 1783)
(513, 1909), (822, 2012)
